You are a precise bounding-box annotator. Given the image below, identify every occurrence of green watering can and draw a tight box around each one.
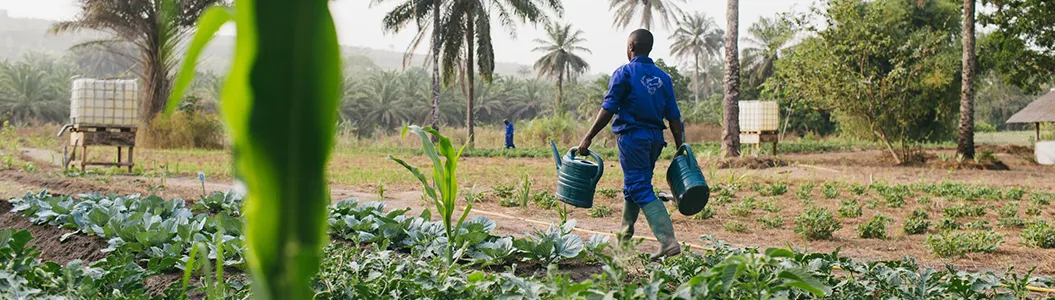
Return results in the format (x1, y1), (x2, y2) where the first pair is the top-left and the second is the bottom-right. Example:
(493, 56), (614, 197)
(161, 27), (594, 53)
(666, 144), (710, 215)
(551, 141), (604, 208)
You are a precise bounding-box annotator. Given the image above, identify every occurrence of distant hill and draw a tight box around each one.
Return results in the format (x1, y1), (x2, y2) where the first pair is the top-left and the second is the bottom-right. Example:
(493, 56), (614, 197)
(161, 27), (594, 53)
(0, 10), (533, 76)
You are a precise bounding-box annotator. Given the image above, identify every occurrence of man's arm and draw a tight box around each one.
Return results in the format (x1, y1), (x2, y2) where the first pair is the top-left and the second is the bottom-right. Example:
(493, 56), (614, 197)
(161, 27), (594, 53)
(577, 108), (614, 154)
(669, 119), (684, 149)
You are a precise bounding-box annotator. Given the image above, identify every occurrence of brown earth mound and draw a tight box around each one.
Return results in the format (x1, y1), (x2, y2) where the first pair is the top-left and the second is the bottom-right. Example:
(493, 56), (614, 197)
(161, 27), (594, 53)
(0, 200), (108, 264)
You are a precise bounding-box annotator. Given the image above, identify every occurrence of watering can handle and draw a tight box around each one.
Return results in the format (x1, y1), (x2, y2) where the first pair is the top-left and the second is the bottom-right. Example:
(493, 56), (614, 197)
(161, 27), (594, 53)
(676, 144), (698, 168)
(569, 147), (605, 184)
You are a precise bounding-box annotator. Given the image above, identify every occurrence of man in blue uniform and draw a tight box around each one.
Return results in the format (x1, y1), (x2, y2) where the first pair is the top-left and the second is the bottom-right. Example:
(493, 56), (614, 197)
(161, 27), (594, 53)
(577, 29), (683, 260)
(504, 119), (516, 149)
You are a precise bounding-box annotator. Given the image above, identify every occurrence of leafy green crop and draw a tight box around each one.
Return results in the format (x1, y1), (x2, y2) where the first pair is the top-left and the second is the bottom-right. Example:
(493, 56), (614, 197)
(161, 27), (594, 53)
(837, 199), (862, 218)
(794, 207), (842, 241)
(903, 216), (931, 235)
(588, 205), (613, 218)
(927, 231), (1004, 258)
(857, 214), (891, 239)
(1020, 221), (1055, 249)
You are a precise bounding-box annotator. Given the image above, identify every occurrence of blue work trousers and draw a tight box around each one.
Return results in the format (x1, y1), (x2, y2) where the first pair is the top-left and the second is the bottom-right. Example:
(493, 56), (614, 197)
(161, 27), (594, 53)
(505, 135), (515, 149)
(618, 128), (665, 206)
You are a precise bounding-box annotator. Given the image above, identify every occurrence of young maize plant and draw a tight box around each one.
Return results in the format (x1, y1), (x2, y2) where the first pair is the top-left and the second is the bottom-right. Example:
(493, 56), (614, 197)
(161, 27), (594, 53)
(167, 0), (341, 298)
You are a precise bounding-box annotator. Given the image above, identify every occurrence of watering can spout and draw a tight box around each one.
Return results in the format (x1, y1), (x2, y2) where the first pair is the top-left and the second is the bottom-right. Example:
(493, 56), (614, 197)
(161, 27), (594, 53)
(550, 141), (562, 170)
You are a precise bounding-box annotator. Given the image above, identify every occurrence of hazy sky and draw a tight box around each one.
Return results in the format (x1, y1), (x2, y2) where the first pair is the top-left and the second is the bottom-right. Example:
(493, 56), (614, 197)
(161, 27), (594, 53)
(0, 0), (815, 73)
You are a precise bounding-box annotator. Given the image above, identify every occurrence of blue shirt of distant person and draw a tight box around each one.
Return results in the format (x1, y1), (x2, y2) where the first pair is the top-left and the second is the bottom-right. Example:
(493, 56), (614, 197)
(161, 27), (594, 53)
(576, 29), (683, 259)
(504, 119), (516, 149)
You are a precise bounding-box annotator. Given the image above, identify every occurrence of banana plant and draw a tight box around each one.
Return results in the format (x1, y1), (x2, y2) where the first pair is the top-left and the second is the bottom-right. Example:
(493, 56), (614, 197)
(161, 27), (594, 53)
(389, 125), (472, 262)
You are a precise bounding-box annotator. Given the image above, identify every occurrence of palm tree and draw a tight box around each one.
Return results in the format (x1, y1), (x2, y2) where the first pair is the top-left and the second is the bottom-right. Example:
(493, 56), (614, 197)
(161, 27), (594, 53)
(438, 0), (562, 147)
(354, 71), (410, 132)
(373, 0), (444, 133)
(741, 16), (794, 88)
(670, 12), (723, 103)
(52, 0), (222, 126)
(957, 0), (976, 159)
(0, 58), (72, 123)
(609, 0), (684, 30)
(533, 22), (591, 116)
(722, 0), (741, 157)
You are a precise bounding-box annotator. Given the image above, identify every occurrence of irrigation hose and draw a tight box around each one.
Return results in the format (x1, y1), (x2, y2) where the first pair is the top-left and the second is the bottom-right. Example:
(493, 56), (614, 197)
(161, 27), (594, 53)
(469, 208), (1055, 294)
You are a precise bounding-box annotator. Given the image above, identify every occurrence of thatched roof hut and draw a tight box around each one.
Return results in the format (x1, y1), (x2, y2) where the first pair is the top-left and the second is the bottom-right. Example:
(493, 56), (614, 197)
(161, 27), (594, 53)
(1007, 89), (1055, 142)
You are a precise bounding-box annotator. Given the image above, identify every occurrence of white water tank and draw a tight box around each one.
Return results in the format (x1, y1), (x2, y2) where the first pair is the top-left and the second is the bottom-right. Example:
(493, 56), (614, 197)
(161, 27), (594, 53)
(1037, 141), (1055, 165)
(70, 78), (139, 127)
(739, 101), (779, 132)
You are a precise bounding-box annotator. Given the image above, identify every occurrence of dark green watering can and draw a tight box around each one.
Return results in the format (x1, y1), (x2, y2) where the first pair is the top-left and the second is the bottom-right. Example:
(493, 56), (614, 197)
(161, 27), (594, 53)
(666, 144), (710, 215)
(551, 141), (604, 208)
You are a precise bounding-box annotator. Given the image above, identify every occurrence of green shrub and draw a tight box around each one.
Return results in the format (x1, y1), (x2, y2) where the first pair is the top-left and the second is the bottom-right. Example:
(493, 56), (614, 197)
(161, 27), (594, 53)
(997, 217), (1025, 229)
(1020, 221), (1055, 249)
(759, 198), (782, 213)
(848, 183), (867, 196)
(821, 183), (840, 199)
(498, 197), (519, 207)
(141, 111), (225, 149)
(864, 198), (879, 209)
(492, 184), (515, 199)
(728, 201), (754, 217)
(796, 184), (814, 201)
(757, 214), (785, 229)
(760, 182), (789, 196)
(516, 174), (532, 207)
(711, 194), (733, 205)
(883, 193), (905, 208)
(723, 221), (749, 233)
(857, 214), (892, 239)
(943, 204), (987, 218)
(916, 195), (932, 206)
(926, 231), (1004, 258)
(996, 202), (1019, 218)
(1024, 207), (1041, 217)
(588, 205), (613, 218)
(794, 207), (842, 241)
(936, 217), (960, 230)
(693, 206), (715, 220)
(532, 192), (557, 209)
(965, 220), (992, 230)
(974, 121), (996, 133)
(1004, 187), (1025, 201)
(903, 217), (931, 235)
(596, 188), (619, 199)
(910, 209), (929, 219)
(1030, 192), (1052, 206)
(837, 199), (862, 218)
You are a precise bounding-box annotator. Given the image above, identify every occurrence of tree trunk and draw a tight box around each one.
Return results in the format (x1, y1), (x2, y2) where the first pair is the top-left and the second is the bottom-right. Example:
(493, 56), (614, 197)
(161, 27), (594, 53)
(957, 0), (976, 159)
(721, 0), (741, 158)
(693, 49), (700, 104)
(643, 2), (651, 31)
(141, 49), (170, 126)
(557, 66), (564, 117)
(430, 0), (441, 132)
(466, 17), (476, 148)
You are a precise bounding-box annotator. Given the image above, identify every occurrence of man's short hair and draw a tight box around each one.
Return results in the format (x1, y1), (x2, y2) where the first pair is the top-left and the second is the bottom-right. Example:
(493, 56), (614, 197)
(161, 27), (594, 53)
(629, 29), (654, 55)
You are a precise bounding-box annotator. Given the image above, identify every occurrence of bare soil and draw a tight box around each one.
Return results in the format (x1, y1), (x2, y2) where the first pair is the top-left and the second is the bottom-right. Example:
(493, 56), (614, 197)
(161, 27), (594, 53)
(0, 200), (107, 264)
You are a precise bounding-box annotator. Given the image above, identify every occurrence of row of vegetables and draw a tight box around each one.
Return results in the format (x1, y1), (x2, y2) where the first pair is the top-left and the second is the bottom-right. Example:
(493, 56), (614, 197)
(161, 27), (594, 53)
(4, 190), (1055, 298)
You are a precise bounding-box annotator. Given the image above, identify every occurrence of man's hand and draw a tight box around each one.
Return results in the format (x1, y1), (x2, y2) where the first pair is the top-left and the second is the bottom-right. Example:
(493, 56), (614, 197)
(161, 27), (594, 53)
(578, 109), (614, 156)
(577, 138), (592, 155)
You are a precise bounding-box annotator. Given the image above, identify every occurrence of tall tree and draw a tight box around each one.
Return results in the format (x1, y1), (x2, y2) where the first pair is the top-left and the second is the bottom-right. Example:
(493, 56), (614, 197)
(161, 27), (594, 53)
(533, 22), (591, 116)
(438, 0), (561, 147)
(52, 0), (221, 125)
(958, 0), (976, 159)
(722, 0), (741, 157)
(979, 0), (1055, 94)
(373, 0), (444, 133)
(609, 0), (684, 30)
(742, 16), (794, 89)
(670, 12), (723, 103)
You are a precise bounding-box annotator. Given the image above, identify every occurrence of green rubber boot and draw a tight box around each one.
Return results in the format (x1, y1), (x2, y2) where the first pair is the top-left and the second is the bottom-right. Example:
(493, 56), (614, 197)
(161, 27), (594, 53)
(641, 201), (681, 260)
(620, 198), (640, 242)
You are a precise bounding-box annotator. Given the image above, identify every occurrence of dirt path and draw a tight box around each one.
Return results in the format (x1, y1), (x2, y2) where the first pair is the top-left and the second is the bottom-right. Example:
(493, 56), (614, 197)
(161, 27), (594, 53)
(4, 146), (1055, 276)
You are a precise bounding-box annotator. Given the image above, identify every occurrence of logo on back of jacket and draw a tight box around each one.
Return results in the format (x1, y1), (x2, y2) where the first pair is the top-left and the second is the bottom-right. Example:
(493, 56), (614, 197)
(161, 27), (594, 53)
(641, 76), (662, 95)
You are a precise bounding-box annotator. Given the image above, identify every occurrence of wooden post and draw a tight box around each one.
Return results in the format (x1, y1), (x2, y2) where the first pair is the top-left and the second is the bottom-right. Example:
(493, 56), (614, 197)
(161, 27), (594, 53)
(127, 146), (134, 172)
(1037, 122), (1042, 142)
(117, 147), (122, 164)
